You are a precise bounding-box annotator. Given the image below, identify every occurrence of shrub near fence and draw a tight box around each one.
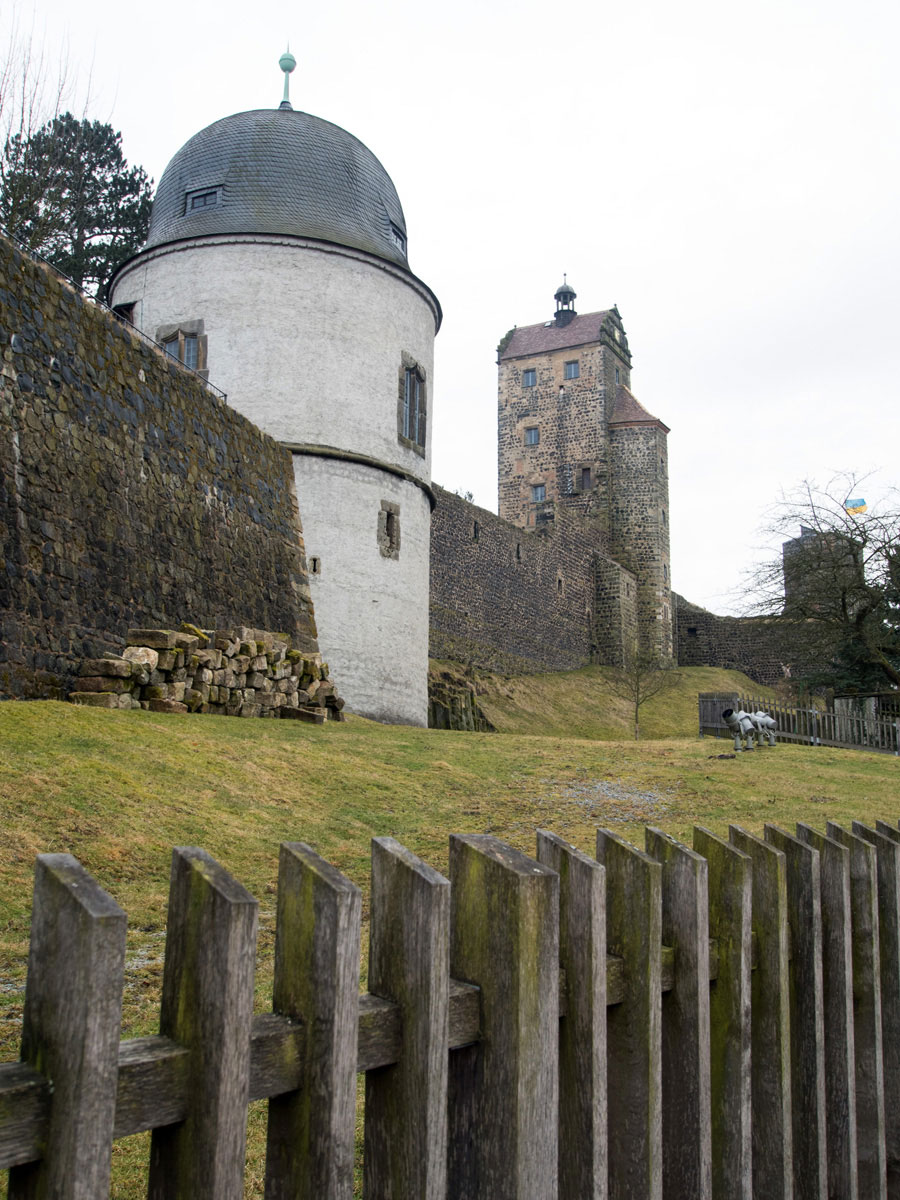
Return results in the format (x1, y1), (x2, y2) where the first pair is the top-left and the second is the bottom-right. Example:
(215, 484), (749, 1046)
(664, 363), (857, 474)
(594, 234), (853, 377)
(699, 692), (900, 755)
(2, 821), (900, 1198)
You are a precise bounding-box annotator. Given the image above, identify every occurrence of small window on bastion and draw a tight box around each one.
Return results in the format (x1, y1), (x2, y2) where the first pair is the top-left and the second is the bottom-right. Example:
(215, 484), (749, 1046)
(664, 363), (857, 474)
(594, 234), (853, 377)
(532, 483), (546, 503)
(309, 556), (321, 576)
(564, 360), (580, 380)
(156, 320), (208, 377)
(525, 427), (539, 446)
(523, 368), (536, 388)
(398, 357), (426, 455)
(473, 521), (480, 541)
(377, 501), (401, 560)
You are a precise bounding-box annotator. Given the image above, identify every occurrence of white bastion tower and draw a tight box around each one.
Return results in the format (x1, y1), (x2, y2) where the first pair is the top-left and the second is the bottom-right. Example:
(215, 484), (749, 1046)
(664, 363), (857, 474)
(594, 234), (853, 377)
(109, 54), (441, 725)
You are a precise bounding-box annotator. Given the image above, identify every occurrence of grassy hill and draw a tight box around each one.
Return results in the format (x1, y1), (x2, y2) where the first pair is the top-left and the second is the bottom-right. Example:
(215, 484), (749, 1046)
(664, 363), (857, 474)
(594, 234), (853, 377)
(0, 679), (897, 1193)
(432, 660), (779, 739)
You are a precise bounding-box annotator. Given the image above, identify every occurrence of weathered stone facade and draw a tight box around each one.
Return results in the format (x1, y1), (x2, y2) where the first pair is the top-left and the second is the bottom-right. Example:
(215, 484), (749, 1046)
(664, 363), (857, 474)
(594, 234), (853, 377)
(674, 594), (799, 685)
(496, 293), (671, 658)
(429, 486), (638, 674)
(0, 233), (318, 700)
(608, 419), (672, 658)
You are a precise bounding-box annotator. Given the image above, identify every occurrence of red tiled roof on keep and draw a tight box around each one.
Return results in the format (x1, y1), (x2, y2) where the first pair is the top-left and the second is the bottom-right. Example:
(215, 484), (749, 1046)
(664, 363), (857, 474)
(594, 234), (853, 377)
(610, 385), (669, 432)
(499, 311), (610, 360)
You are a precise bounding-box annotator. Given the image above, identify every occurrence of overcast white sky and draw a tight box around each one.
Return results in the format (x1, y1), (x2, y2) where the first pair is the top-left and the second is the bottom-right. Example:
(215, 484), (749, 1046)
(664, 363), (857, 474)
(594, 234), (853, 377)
(7, 0), (900, 614)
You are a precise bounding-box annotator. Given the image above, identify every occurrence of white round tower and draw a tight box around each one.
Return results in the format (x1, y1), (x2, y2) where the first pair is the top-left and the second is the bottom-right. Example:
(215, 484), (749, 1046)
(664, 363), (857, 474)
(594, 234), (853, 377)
(109, 58), (441, 725)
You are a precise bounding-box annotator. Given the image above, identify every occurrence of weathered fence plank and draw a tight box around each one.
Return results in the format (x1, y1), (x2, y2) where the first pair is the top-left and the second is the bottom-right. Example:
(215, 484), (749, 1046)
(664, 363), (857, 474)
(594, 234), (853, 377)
(9, 822), (900, 1196)
(364, 837), (450, 1200)
(795, 823), (859, 1200)
(147, 848), (258, 1200)
(693, 827), (752, 1200)
(826, 822), (887, 1199)
(596, 828), (662, 1200)
(853, 822), (900, 1186)
(447, 834), (559, 1200)
(645, 827), (711, 1200)
(264, 842), (361, 1200)
(729, 826), (793, 1200)
(764, 825), (828, 1200)
(7, 855), (126, 1200)
(0, 1064), (47, 1170)
(537, 830), (607, 1200)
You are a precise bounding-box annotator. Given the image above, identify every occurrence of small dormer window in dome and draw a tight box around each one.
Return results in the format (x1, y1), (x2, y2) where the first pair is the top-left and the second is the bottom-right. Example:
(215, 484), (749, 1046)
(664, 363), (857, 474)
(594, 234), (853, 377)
(554, 275), (577, 327)
(389, 223), (407, 254)
(185, 186), (221, 214)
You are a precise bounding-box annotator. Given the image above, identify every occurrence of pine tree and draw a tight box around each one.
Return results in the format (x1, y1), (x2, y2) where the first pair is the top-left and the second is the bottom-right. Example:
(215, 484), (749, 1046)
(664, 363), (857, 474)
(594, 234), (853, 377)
(1, 112), (153, 296)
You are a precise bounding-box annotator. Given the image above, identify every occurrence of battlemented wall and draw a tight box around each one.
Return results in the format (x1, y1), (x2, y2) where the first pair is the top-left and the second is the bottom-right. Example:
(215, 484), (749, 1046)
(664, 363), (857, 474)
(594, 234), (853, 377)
(0, 234), (317, 699)
(430, 485), (618, 674)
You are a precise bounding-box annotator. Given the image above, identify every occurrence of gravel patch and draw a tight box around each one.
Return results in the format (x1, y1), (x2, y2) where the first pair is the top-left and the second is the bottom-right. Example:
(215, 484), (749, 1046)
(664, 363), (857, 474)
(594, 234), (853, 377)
(556, 778), (675, 823)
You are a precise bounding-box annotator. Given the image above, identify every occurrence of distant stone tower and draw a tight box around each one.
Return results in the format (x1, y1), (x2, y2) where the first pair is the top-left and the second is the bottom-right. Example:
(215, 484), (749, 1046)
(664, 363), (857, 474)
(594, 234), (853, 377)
(109, 54), (441, 724)
(497, 281), (672, 658)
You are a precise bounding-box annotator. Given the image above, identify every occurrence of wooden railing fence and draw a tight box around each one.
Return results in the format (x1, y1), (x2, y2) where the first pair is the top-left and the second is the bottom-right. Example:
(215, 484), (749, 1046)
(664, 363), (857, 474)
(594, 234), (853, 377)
(2, 822), (900, 1197)
(699, 691), (900, 754)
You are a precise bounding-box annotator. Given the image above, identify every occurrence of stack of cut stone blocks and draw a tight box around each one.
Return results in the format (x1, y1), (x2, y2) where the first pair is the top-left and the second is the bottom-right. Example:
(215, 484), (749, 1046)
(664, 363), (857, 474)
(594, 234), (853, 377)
(68, 626), (345, 724)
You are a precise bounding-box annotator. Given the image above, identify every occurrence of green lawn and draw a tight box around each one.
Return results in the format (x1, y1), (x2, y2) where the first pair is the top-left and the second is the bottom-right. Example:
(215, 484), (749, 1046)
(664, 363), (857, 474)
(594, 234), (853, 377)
(0, 684), (897, 1195)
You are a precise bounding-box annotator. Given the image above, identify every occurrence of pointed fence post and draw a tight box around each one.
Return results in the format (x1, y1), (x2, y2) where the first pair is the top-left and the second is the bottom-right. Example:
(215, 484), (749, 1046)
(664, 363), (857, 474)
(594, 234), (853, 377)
(729, 826), (793, 1200)
(264, 842), (361, 1200)
(447, 834), (559, 1200)
(764, 825), (828, 1200)
(826, 822), (887, 1199)
(147, 849), (258, 1200)
(364, 837), (450, 1200)
(796, 824), (858, 1200)
(693, 827), (752, 1200)
(536, 830), (607, 1200)
(596, 828), (662, 1200)
(853, 822), (900, 1187)
(7, 855), (126, 1200)
(645, 827), (711, 1200)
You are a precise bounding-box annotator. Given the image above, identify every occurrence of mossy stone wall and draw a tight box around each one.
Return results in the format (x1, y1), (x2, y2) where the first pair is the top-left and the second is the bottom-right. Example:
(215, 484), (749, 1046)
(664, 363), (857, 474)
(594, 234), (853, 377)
(0, 235), (317, 699)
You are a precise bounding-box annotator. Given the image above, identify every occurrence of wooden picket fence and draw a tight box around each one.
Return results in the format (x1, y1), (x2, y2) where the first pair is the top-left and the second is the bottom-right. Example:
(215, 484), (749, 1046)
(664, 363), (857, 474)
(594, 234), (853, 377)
(2, 822), (900, 1198)
(699, 691), (900, 754)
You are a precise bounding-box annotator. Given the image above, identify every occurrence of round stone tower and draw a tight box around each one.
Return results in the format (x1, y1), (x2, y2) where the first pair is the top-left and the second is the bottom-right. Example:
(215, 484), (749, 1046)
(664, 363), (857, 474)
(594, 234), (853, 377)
(109, 57), (441, 725)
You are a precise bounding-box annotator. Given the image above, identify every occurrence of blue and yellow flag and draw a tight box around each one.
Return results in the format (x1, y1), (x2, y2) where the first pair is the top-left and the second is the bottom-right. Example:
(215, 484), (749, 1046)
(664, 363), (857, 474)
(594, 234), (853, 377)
(844, 497), (867, 514)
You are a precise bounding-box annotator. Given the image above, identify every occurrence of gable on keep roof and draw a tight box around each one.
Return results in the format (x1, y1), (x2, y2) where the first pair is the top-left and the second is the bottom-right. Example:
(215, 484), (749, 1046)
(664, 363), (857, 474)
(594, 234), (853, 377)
(499, 310), (612, 360)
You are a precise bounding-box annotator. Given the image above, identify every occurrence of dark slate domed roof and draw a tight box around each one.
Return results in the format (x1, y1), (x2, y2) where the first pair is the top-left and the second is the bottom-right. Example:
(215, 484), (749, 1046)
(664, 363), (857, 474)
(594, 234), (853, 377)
(143, 108), (410, 268)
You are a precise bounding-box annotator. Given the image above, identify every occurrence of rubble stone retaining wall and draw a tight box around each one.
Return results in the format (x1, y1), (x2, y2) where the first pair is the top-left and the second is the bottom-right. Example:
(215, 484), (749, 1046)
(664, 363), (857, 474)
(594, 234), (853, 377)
(0, 234), (318, 700)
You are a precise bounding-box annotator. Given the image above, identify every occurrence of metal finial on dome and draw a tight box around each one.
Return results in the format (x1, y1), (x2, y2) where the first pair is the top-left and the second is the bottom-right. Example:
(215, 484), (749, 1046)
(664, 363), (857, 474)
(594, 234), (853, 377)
(279, 47), (297, 111)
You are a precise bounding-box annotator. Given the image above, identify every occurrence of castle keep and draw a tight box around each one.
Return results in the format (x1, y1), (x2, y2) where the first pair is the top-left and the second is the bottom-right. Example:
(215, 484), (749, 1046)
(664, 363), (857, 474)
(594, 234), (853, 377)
(430, 283), (673, 674)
